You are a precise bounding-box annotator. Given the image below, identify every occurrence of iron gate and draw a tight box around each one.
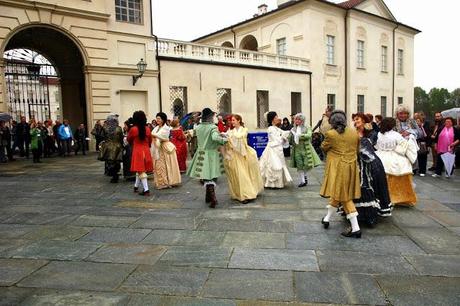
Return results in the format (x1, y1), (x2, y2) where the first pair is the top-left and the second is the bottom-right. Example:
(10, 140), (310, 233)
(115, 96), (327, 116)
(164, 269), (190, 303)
(4, 60), (57, 122)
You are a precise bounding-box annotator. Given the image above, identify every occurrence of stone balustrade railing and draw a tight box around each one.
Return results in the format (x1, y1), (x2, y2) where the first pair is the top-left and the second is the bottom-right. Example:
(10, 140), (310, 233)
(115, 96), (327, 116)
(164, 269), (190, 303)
(156, 38), (310, 72)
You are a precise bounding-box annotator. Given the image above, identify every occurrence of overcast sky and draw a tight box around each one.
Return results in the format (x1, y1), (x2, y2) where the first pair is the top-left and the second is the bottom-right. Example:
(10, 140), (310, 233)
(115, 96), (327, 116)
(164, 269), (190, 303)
(152, 0), (459, 91)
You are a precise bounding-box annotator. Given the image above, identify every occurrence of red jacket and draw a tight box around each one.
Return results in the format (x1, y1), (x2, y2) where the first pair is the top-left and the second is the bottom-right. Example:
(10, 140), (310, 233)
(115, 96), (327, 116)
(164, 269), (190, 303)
(127, 126), (153, 173)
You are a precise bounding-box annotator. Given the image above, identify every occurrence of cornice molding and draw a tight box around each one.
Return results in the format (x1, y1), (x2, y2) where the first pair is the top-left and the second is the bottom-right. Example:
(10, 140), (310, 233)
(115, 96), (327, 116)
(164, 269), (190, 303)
(0, 0), (111, 21)
(84, 65), (158, 77)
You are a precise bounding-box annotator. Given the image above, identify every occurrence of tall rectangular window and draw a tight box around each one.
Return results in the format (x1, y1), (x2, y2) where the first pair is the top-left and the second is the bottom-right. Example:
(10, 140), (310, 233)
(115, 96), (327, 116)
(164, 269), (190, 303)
(397, 49), (404, 74)
(115, 0), (142, 24)
(170, 86), (188, 119)
(398, 97), (403, 105)
(380, 96), (387, 116)
(257, 90), (269, 128)
(357, 95), (365, 113)
(217, 88), (232, 114)
(276, 38), (287, 56)
(291, 92), (301, 115)
(357, 40), (365, 68)
(327, 94), (336, 110)
(381, 46), (388, 72)
(326, 35), (335, 65)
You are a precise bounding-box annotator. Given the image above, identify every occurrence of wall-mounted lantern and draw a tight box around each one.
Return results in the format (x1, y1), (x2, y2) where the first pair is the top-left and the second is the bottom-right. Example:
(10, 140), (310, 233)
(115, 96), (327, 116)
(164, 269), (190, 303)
(132, 58), (147, 86)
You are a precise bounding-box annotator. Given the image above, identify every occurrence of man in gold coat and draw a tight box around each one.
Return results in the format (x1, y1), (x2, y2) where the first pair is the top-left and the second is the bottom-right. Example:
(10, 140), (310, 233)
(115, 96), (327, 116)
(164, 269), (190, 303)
(320, 110), (362, 238)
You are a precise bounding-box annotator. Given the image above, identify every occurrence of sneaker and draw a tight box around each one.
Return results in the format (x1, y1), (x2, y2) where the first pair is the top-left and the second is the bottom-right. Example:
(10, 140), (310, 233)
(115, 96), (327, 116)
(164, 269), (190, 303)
(432, 174), (440, 178)
(419, 173), (425, 177)
(445, 174), (451, 178)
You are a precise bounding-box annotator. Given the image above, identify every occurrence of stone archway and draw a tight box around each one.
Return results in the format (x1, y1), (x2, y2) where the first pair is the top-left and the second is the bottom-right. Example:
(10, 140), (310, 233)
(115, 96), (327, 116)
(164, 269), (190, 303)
(3, 25), (88, 130)
(221, 41), (234, 48)
(239, 35), (258, 51)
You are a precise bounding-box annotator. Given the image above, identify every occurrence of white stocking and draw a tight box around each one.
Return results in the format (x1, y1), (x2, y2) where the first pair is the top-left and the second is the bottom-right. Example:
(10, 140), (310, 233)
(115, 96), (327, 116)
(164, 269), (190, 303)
(349, 215), (360, 232)
(298, 170), (306, 184)
(134, 173), (140, 188)
(141, 178), (149, 192)
(323, 205), (336, 222)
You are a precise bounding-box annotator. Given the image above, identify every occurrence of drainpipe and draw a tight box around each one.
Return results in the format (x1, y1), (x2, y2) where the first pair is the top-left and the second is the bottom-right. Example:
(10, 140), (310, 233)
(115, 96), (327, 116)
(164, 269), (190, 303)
(231, 28), (237, 48)
(309, 74), (313, 126)
(150, 0), (162, 112)
(392, 24), (399, 115)
(344, 9), (349, 116)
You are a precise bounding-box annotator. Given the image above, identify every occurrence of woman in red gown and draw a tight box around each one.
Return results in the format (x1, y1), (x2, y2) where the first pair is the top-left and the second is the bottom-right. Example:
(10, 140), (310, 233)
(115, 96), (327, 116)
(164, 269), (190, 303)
(170, 119), (188, 173)
(127, 111), (153, 196)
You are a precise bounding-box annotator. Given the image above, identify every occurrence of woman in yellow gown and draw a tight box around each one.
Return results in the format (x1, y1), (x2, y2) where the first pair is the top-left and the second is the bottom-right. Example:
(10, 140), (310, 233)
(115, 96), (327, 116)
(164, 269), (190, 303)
(224, 114), (264, 204)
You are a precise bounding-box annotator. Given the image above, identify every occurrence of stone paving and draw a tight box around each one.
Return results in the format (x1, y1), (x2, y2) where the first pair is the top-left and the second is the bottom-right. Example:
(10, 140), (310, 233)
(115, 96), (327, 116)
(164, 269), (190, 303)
(0, 154), (459, 306)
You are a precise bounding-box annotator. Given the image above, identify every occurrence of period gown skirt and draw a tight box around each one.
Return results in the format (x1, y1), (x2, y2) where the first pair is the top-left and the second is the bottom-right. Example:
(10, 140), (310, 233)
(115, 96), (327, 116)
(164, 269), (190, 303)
(153, 141), (181, 189)
(259, 145), (293, 188)
(224, 147), (264, 201)
(353, 138), (393, 225)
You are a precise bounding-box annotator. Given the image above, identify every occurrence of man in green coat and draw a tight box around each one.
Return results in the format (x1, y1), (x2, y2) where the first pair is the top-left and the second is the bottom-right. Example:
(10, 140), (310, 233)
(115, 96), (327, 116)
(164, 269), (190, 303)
(187, 108), (228, 208)
(289, 113), (321, 187)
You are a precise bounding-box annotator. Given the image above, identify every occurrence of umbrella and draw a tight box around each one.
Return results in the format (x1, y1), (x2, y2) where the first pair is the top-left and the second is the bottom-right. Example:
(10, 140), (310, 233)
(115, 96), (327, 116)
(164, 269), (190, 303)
(180, 112), (200, 128)
(441, 152), (456, 177)
(441, 108), (460, 119)
(0, 113), (12, 122)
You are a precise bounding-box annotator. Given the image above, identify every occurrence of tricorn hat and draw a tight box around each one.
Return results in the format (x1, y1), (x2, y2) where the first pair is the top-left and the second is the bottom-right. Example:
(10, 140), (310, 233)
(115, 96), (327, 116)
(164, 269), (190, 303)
(201, 108), (216, 122)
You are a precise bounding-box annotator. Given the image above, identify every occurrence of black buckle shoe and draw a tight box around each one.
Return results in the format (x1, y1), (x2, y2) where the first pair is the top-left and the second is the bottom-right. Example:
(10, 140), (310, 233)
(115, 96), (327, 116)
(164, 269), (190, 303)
(321, 217), (330, 229)
(341, 229), (361, 238)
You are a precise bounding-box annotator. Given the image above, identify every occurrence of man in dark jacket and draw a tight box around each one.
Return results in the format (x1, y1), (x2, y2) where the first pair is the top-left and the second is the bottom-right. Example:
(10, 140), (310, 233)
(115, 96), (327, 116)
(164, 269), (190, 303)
(16, 116), (30, 158)
(74, 123), (87, 155)
(91, 120), (105, 152)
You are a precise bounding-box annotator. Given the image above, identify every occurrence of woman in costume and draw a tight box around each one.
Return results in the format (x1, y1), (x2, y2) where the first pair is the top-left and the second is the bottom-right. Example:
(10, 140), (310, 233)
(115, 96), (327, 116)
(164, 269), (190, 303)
(352, 113), (392, 226)
(127, 111), (153, 196)
(100, 115), (124, 183)
(170, 118), (188, 173)
(151, 112), (181, 189)
(122, 118), (135, 181)
(288, 113), (321, 187)
(375, 117), (418, 206)
(224, 114), (264, 204)
(259, 111), (292, 189)
(187, 108), (228, 208)
(320, 110), (361, 238)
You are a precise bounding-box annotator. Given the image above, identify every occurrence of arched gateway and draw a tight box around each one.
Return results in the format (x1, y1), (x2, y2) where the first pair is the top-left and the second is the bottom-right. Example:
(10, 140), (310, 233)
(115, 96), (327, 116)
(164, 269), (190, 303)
(2, 25), (88, 129)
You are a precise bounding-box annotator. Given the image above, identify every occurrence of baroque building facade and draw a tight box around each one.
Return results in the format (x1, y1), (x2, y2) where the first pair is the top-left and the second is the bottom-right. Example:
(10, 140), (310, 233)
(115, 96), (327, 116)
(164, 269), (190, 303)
(194, 0), (420, 124)
(0, 0), (419, 132)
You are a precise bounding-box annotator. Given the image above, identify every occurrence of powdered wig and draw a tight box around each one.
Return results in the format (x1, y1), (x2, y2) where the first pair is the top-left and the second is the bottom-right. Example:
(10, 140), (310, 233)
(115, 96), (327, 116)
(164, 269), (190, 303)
(395, 104), (411, 116)
(293, 113), (306, 126)
(329, 110), (347, 134)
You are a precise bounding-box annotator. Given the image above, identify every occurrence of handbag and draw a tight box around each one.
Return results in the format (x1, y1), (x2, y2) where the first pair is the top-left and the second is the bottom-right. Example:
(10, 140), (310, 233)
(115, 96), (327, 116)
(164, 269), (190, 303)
(418, 141), (428, 154)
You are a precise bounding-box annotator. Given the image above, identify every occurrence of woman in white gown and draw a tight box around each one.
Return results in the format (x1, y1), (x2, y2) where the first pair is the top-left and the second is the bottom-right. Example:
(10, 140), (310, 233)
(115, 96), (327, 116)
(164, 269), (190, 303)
(259, 111), (293, 188)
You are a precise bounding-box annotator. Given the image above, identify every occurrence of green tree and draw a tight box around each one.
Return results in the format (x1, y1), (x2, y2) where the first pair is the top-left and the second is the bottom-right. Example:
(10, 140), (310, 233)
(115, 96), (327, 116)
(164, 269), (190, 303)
(449, 88), (460, 108)
(428, 87), (451, 113)
(414, 86), (430, 114)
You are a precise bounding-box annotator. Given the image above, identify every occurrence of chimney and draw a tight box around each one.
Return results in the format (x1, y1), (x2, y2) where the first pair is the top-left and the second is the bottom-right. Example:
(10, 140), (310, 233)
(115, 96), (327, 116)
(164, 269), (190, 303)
(258, 4), (268, 15)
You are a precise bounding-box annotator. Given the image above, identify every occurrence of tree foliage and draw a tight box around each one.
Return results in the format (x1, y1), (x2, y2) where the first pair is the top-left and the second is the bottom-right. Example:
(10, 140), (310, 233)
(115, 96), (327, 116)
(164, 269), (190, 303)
(414, 87), (459, 119)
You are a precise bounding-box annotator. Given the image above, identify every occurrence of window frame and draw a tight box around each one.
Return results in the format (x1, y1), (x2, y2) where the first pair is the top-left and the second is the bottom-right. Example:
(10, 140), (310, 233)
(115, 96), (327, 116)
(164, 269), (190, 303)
(380, 96), (387, 116)
(357, 95), (365, 113)
(276, 37), (287, 56)
(381, 45), (388, 72)
(397, 49), (404, 75)
(115, 0), (143, 24)
(326, 35), (335, 65)
(357, 40), (365, 69)
(327, 94), (336, 111)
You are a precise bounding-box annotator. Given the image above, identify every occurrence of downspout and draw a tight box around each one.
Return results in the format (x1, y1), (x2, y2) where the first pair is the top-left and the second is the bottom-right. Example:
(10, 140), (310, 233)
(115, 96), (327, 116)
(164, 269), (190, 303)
(231, 28), (237, 48)
(150, 0), (162, 112)
(309, 73), (313, 126)
(392, 24), (399, 115)
(344, 9), (349, 116)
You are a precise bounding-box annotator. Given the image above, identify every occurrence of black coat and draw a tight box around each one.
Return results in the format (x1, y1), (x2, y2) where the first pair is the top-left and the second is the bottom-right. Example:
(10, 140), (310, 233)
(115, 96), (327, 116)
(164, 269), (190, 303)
(16, 122), (30, 141)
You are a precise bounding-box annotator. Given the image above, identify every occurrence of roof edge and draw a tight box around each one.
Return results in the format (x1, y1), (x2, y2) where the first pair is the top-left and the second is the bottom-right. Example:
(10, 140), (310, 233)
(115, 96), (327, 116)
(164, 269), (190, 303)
(192, 0), (420, 43)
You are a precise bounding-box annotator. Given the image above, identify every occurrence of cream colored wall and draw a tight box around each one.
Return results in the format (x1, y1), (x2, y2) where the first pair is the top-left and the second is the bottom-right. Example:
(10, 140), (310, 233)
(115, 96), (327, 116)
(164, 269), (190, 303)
(0, 0), (160, 142)
(160, 60), (311, 130)
(195, 0), (417, 122)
